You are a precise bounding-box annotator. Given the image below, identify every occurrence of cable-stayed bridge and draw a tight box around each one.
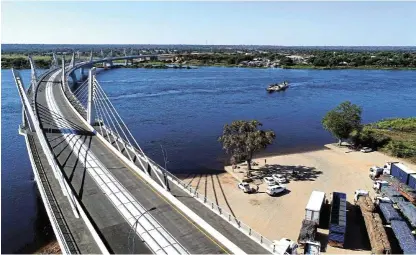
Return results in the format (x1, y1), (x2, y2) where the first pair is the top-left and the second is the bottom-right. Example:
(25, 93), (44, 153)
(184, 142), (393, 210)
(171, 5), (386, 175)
(13, 52), (276, 254)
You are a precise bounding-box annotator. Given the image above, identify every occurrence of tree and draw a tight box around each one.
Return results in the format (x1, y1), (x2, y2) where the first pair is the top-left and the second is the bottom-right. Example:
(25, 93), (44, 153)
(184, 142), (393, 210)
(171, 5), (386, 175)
(322, 101), (362, 146)
(218, 120), (275, 175)
(280, 57), (294, 66)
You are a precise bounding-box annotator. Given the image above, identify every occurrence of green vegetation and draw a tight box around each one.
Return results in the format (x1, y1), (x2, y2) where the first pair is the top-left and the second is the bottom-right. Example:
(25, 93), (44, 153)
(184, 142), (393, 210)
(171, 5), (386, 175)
(2, 54), (52, 69)
(323, 101), (415, 162)
(322, 101), (362, 145)
(218, 120), (275, 174)
(308, 51), (416, 69)
(363, 118), (416, 162)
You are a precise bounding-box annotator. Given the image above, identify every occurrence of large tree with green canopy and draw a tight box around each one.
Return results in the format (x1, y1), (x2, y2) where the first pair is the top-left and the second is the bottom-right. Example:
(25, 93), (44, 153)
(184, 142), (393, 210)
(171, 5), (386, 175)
(218, 120), (276, 175)
(322, 101), (362, 146)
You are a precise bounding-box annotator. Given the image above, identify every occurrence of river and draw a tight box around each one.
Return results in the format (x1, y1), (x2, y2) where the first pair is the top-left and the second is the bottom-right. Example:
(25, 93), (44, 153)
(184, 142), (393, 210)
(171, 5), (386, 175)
(1, 67), (415, 252)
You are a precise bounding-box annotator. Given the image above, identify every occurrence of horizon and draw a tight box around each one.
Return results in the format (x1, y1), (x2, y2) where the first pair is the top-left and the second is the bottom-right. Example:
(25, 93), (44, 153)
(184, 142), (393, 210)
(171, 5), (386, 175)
(2, 1), (416, 46)
(2, 43), (416, 47)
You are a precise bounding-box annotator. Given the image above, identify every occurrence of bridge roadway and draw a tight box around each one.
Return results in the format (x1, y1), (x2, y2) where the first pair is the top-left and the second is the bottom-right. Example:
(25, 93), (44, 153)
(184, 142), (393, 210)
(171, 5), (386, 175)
(35, 67), (271, 254)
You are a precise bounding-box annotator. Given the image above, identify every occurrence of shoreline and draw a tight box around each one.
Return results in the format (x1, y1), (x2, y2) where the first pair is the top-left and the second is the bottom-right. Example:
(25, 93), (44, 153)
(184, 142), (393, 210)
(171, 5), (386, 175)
(4, 62), (416, 71)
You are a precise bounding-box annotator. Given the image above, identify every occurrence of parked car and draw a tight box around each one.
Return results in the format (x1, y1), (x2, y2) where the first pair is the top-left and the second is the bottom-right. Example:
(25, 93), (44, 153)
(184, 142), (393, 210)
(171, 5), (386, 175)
(266, 184), (286, 196)
(360, 147), (372, 153)
(237, 182), (253, 193)
(272, 174), (287, 184)
(264, 177), (276, 186)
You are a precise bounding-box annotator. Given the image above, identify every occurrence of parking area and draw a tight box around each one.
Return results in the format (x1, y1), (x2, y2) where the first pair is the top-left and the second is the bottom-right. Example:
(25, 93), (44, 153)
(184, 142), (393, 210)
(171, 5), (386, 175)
(179, 144), (416, 254)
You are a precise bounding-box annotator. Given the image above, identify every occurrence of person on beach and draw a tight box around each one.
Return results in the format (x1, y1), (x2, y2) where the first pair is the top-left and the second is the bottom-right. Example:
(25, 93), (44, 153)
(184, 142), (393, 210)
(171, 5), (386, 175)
(264, 159), (267, 165)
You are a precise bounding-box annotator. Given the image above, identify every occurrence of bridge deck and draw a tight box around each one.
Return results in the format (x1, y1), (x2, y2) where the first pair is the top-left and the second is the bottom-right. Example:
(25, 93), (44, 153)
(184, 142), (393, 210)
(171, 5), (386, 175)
(26, 131), (101, 254)
(35, 69), (236, 254)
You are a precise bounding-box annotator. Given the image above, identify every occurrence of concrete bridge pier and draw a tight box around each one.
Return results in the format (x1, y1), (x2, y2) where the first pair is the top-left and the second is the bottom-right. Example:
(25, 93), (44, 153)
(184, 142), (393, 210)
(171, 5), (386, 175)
(70, 72), (78, 87)
(80, 67), (87, 80)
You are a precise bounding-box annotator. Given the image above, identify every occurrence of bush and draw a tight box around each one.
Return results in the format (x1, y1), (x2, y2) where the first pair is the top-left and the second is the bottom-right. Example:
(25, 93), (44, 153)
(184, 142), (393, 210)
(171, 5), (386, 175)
(375, 118), (416, 132)
(387, 140), (416, 158)
(351, 127), (390, 149)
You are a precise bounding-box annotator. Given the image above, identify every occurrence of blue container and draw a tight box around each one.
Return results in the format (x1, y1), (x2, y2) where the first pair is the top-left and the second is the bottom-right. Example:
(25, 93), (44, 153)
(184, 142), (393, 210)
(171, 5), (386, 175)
(409, 174), (416, 190)
(329, 224), (346, 234)
(391, 164), (401, 178)
(328, 232), (345, 245)
(379, 202), (403, 223)
(390, 220), (416, 254)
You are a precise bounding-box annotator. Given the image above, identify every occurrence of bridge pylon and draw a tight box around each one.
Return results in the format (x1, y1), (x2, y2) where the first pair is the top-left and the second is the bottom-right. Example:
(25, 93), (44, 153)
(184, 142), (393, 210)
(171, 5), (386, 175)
(124, 48), (128, 66)
(87, 67), (97, 125)
(61, 56), (66, 91)
(28, 55), (38, 98)
(89, 51), (93, 62)
(51, 52), (58, 68)
(70, 52), (75, 68)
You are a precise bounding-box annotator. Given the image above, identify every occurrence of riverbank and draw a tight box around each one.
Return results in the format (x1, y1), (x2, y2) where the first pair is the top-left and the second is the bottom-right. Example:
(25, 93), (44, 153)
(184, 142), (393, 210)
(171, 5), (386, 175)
(281, 64), (416, 70)
(179, 144), (416, 254)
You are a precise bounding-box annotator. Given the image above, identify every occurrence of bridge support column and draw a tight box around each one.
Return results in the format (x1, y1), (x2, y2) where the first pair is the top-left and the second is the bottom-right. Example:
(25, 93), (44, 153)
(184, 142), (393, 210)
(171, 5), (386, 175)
(61, 56), (66, 91)
(70, 72), (77, 86)
(80, 68), (86, 80)
(87, 67), (96, 125)
(28, 56), (38, 102)
(22, 107), (28, 130)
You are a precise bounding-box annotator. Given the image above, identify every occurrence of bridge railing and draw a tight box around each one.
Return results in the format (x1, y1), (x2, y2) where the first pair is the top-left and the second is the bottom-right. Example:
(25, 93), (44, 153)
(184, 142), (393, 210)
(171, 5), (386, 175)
(145, 157), (277, 253)
(12, 69), (75, 254)
(65, 62), (276, 254)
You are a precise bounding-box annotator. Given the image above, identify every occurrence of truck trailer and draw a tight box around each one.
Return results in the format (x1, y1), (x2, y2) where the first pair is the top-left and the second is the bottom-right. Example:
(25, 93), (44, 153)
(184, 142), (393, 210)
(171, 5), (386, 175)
(390, 163), (416, 186)
(328, 192), (347, 248)
(355, 190), (391, 254)
(305, 191), (326, 226)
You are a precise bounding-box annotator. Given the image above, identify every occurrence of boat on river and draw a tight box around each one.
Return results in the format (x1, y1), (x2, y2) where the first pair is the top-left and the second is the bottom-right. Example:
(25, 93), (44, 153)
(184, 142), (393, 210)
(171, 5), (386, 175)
(266, 81), (289, 92)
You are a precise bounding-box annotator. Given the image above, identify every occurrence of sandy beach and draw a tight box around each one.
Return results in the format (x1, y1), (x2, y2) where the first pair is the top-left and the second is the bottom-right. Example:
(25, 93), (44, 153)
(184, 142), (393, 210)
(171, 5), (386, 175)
(179, 144), (416, 254)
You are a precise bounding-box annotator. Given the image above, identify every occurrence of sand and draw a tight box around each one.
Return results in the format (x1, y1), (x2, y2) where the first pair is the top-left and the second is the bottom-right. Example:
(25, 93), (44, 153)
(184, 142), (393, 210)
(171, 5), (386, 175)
(179, 144), (416, 254)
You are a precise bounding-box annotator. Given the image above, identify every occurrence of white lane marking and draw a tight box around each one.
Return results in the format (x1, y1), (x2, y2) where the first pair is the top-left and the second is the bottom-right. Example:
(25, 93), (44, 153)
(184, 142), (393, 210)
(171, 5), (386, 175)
(44, 70), (188, 255)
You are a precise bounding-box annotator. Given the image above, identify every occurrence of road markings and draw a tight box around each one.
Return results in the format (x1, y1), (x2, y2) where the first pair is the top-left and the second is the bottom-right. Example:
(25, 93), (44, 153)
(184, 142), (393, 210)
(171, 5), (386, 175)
(44, 70), (187, 255)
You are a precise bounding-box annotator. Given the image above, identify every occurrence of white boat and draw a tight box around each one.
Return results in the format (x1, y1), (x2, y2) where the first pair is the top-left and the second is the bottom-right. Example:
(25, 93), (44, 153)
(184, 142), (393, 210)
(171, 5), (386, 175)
(266, 81), (289, 92)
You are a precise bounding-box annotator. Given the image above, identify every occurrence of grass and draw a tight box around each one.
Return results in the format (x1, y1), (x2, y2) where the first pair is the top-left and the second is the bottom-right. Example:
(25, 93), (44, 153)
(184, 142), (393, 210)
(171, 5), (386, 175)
(2, 53), (52, 61)
(281, 64), (416, 71)
(366, 118), (416, 163)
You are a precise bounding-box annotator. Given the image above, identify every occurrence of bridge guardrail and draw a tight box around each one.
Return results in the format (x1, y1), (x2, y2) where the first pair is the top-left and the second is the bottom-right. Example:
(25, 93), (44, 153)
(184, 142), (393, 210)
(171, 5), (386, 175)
(65, 61), (276, 254)
(146, 158), (276, 253)
(13, 68), (110, 255)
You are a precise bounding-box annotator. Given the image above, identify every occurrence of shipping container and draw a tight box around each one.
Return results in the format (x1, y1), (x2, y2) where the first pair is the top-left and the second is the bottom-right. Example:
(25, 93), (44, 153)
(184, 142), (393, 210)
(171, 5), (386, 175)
(378, 201), (403, 223)
(390, 220), (416, 254)
(328, 192), (347, 248)
(391, 163), (416, 185)
(409, 174), (416, 190)
(305, 191), (325, 225)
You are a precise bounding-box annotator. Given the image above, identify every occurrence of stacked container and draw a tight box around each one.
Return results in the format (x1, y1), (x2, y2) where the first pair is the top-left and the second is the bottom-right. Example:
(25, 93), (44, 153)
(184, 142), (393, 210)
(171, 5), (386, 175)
(328, 192), (347, 248)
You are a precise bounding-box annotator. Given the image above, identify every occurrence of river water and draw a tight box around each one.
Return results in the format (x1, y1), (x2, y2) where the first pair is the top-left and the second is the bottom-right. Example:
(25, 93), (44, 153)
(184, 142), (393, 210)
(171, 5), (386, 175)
(1, 67), (415, 252)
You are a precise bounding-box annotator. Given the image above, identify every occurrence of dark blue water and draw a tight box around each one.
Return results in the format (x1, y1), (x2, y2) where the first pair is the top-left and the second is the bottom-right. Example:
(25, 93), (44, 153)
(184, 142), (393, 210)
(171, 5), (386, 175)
(1, 67), (415, 252)
(1, 69), (55, 253)
(96, 67), (416, 172)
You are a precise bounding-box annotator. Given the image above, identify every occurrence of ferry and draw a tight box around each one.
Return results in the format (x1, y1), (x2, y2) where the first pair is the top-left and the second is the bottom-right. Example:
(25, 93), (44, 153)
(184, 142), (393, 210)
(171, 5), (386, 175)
(266, 81), (289, 92)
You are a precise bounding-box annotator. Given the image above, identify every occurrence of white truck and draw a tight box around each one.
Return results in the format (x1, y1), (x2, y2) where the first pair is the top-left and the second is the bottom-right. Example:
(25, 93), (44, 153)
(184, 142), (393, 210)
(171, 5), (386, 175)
(304, 241), (321, 255)
(368, 162), (398, 179)
(305, 191), (326, 225)
(272, 238), (298, 255)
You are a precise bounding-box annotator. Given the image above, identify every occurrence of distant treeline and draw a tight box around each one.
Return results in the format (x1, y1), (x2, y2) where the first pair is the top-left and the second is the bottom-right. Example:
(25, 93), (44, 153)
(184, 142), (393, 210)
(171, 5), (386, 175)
(2, 57), (51, 69)
(177, 51), (416, 68)
(3, 50), (416, 69)
(306, 51), (416, 68)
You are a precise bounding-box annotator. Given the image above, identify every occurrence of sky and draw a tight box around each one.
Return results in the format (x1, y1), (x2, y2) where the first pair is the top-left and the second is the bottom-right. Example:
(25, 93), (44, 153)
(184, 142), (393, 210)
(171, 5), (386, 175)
(1, 1), (416, 46)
